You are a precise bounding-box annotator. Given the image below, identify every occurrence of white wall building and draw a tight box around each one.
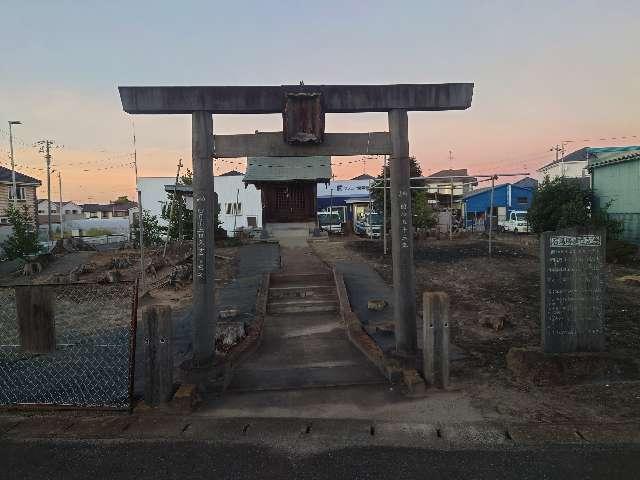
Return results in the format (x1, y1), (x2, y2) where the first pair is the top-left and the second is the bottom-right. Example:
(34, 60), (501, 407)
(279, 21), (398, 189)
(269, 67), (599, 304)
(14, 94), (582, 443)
(137, 171), (262, 236)
(537, 147), (591, 181)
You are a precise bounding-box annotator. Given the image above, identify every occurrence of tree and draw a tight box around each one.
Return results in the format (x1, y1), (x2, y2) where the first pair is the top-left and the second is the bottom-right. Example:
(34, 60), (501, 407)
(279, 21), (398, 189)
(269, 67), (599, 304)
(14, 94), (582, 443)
(412, 190), (438, 229)
(2, 205), (40, 260)
(527, 176), (622, 238)
(161, 168), (225, 240)
(113, 195), (131, 204)
(371, 157), (432, 227)
(133, 210), (164, 248)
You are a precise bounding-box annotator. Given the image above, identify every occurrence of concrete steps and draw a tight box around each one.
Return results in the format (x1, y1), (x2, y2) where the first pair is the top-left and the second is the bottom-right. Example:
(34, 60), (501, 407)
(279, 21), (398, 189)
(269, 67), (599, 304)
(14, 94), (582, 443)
(268, 272), (338, 314)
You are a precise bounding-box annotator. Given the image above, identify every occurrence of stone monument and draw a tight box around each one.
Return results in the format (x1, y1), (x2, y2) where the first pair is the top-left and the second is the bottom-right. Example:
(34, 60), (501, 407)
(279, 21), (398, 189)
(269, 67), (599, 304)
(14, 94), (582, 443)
(540, 228), (606, 353)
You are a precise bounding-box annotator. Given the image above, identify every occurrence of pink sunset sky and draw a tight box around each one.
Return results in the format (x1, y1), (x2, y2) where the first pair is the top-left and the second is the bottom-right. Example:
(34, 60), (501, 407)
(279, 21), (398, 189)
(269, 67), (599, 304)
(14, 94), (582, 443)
(1, 1), (638, 204)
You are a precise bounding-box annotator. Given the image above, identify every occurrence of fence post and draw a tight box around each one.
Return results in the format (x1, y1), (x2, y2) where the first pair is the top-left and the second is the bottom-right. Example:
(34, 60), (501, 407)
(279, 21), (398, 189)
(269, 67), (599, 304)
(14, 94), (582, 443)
(422, 292), (450, 389)
(143, 305), (173, 406)
(16, 285), (55, 353)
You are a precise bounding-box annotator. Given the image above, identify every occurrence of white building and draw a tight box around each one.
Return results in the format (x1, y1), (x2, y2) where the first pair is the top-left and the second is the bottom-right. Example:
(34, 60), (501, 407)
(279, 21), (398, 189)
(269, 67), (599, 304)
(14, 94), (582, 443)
(137, 171), (262, 236)
(538, 147), (591, 180)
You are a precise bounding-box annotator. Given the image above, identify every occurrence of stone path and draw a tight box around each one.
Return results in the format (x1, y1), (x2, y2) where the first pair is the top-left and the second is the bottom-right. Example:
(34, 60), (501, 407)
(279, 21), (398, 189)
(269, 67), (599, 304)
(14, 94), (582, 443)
(227, 245), (384, 392)
(134, 243), (280, 396)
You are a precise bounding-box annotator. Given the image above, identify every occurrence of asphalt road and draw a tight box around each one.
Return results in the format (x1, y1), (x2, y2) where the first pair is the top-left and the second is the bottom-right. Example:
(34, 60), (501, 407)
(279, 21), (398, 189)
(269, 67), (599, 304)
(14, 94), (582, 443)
(3, 440), (639, 480)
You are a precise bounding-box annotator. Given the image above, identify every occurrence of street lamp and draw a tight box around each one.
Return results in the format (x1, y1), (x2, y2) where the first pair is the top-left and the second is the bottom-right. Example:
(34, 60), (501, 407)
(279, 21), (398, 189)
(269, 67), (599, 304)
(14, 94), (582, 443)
(8, 120), (22, 207)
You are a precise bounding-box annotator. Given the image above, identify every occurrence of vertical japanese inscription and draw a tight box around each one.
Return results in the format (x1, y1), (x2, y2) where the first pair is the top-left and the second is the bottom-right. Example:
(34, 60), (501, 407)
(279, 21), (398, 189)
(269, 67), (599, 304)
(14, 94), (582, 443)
(541, 229), (606, 353)
(398, 190), (410, 248)
(195, 192), (207, 282)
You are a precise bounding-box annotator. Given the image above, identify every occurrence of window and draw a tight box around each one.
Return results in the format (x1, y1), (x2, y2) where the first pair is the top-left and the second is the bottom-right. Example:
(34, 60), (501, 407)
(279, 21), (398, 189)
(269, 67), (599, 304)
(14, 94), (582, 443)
(516, 196), (528, 205)
(247, 216), (257, 227)
(65, 209), (71, 214)
(225, 202), (242, 215)
(90, 211), (98, 218)
(8, 187), (26, 201)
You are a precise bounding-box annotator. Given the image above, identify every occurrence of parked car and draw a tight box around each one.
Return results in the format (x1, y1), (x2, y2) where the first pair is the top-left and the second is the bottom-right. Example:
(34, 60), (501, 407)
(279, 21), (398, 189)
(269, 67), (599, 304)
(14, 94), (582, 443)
(498, 210), (530, 233)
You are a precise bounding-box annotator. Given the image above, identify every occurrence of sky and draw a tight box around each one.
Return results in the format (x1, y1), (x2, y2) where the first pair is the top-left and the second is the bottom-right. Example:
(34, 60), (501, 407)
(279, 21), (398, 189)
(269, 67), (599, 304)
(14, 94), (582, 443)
(1, 0), (639, 203)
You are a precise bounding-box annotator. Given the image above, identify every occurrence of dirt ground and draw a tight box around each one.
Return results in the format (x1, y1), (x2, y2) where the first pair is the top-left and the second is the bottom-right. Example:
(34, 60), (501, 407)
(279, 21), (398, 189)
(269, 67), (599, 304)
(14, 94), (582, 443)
(313, 233), (640, 423)
(1, 243), (241, 315)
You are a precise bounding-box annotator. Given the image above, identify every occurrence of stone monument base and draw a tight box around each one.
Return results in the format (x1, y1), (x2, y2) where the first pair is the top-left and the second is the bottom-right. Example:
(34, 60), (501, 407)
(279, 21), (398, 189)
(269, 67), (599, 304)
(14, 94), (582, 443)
(506, 347), (639, 386)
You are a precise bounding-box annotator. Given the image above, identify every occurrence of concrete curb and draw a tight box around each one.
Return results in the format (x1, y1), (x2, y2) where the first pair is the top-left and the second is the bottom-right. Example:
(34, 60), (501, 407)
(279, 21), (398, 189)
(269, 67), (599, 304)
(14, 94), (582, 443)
(333, 269), (424, 393)
(1, 415), (639, 449)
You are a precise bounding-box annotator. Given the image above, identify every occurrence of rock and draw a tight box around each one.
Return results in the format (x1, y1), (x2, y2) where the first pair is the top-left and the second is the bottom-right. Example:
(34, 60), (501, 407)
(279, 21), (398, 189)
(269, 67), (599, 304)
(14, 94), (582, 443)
(617, 275), (640, 286)
(99, 270), (122, 284)
(478, 303), (508, 331)
(215, 322), (246, 350)
(367, 299), (388, 311)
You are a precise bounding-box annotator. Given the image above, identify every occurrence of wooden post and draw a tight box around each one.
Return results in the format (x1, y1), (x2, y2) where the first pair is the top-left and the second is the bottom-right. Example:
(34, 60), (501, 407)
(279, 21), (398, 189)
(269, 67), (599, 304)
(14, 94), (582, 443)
(16, 286), (55, 353)
(143, 305), (173, 406)
(192, 111), (216, 365)
(388, 109), (417, 355)
(423, 292), (450, 388)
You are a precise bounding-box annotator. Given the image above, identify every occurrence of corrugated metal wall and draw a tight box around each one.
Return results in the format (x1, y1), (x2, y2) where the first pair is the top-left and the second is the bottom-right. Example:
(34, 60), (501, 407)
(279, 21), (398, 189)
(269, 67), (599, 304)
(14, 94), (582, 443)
(592, 157), (640, 244)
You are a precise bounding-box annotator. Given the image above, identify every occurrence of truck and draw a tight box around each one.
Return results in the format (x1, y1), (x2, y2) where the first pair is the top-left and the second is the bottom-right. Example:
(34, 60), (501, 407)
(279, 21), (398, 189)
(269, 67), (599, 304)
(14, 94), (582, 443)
(498, 210), (530, 233)
(354, 212), (383, 239)
(317, 209), (344, 234)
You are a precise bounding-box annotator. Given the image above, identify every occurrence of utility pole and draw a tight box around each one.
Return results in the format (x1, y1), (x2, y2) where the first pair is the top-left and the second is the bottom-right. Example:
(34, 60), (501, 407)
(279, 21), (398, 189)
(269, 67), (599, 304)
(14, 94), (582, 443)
(163, 157), (183, 257)
(488, 174), (496, 257)
(36, 140), (57, 243)
(131, 119), (145, 287)
(449, 150), (454, 240)
(57, 171), (64, 238)
(382, 155), (388, 255)
(8, 121), (22, 207)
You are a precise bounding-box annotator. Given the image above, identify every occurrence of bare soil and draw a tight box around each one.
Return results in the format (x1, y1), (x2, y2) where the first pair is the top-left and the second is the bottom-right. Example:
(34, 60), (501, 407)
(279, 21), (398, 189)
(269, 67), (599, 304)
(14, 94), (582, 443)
(313, 234), (640, 423)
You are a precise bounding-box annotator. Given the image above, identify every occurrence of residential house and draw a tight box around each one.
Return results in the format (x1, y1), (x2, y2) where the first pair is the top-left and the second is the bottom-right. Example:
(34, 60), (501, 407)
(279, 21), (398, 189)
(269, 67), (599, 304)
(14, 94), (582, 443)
(138, 172), (262, 236)
(462, 183), (535, 229)
(0, 166), (41, 240)
(513, 177), (539, 190)
(588, 146), (640, 245)
(538, 147), (591, 180)
(424, 169), (477, 209)
(37, 200), (83, 225)
(82, 201), (136, 220)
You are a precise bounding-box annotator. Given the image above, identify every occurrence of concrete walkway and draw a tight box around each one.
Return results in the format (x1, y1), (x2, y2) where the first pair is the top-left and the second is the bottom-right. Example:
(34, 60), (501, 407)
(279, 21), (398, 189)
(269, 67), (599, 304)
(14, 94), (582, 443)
(224, 245), (385, 393)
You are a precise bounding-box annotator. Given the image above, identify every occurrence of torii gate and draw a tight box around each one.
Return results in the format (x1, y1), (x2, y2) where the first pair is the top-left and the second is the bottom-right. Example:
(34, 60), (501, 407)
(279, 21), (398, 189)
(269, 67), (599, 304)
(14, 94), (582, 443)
(118, 83), (474, 366)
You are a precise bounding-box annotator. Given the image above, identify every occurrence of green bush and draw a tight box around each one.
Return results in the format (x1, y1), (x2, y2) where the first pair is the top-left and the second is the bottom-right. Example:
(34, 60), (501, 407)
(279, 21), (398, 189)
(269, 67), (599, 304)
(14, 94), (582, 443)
(606, 239), (639, 264)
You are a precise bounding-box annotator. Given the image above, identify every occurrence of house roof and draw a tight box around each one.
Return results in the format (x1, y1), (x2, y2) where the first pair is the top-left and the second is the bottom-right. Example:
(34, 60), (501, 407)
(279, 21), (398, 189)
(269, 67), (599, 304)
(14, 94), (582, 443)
(513, 177), (539, 189)
(82, 201), (137, 212)
(538, 146), (597, 171)
(0, 165), (41, 185)
(219, 170), (244, 177)
(244, 156), (331, 183)
(351, 173), (375, 181)
(587, 146), (640, 169)
(462, 182), (534, 200)
(426, 168), (476, 183)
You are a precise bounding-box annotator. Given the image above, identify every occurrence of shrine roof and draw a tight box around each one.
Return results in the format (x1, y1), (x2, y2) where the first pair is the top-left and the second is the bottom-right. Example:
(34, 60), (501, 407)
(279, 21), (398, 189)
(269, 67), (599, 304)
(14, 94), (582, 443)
(244, 156), (332, 183)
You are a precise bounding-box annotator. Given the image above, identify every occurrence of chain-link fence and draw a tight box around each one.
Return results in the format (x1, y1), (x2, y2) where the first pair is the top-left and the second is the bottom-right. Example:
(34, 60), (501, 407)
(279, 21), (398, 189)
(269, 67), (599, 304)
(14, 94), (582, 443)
(0, 281), (138, 409)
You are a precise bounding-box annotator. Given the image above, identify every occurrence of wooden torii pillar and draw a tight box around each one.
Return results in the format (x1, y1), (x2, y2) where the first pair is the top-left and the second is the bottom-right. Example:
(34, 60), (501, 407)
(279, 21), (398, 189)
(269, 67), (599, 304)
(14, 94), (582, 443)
(118, 83), (474, 363)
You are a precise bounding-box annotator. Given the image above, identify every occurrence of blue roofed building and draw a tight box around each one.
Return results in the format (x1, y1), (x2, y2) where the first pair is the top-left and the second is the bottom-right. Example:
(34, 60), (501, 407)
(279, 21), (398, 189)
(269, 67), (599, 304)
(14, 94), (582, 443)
(462, 183), (534, 229)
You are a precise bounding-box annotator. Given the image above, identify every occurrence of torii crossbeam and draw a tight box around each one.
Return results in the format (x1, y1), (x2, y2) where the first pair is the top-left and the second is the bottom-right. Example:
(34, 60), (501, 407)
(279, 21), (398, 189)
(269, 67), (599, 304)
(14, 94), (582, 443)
(118, 83), (474, 366)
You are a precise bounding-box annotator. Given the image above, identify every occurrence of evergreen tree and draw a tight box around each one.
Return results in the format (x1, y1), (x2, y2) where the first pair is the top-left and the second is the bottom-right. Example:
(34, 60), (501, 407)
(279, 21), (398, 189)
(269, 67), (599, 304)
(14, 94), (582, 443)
(2, 205), (40, 260)
(370, 157), (434, 227)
